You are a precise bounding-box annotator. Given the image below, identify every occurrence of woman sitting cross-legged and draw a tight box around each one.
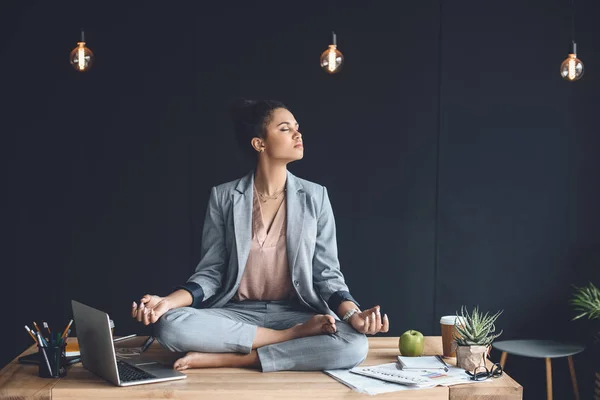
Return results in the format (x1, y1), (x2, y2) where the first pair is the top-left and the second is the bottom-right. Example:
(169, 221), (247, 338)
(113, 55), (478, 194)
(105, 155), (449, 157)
(130, 99), (389, 372)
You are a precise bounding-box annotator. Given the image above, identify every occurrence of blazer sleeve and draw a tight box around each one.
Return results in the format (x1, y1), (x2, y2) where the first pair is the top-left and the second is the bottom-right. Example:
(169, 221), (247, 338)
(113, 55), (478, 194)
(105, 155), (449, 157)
(176, 186), (227, 307)
(312, 186), (361, 313)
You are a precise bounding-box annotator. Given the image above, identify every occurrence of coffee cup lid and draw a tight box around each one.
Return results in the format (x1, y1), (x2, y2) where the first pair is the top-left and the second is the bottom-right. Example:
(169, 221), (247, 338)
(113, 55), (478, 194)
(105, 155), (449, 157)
(440, 315), (464, 325)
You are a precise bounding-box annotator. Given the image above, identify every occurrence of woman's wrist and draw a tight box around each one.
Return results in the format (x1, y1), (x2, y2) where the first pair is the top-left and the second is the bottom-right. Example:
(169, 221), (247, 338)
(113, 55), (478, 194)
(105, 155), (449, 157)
(165, 289), (193, 309)
(342, 308), (360, 322)
(337, 300), (360, 320)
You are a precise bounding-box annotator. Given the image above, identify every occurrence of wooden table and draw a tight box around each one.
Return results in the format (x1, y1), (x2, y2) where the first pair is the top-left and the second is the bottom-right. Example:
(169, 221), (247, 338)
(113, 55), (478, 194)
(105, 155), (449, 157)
(0, 336), (522, 399)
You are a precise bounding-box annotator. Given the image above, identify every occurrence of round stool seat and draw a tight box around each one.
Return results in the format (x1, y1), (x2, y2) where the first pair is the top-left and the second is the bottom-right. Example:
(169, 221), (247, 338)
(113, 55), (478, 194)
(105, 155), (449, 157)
(493, 340), (585, 359)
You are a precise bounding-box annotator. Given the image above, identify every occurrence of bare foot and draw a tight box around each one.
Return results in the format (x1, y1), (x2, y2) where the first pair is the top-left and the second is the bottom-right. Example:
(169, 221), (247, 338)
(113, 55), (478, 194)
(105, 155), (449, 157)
(292, 314), (337, 338)
(173, 351), (259, 370)
(174, 352), (204, 371)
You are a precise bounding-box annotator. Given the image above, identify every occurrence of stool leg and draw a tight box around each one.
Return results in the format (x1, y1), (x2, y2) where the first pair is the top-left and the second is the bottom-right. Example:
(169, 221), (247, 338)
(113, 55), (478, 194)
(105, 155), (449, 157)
(567, 356), (580, 400)
(499, 352), (507, 369)
(546, 358), (553, 400)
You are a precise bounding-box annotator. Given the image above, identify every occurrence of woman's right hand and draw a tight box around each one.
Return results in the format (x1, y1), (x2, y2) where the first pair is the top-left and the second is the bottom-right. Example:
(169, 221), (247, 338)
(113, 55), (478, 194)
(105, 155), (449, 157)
(131, 294), (171, 326)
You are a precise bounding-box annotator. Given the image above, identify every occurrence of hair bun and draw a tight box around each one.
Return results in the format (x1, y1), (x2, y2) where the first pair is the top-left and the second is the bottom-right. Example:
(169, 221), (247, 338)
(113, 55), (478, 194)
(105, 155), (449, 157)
(229, 98), (257, 122)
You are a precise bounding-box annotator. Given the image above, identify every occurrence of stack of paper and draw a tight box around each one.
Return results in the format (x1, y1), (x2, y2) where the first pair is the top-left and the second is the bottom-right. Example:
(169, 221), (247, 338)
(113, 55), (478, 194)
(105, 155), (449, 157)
(324, 367), (433, 395)
(325, 359), (487, 395)
(397, 355), (449, 371)
(351, 362), (472, 387)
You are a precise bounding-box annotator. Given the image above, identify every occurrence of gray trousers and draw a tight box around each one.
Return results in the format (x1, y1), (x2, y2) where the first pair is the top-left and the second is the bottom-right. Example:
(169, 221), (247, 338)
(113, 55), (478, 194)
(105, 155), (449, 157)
(154, 299), (369, 372)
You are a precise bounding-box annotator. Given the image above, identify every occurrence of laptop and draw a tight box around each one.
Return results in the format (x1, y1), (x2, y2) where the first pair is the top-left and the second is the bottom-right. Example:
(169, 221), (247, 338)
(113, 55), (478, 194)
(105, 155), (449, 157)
(71, 300), (187, 386)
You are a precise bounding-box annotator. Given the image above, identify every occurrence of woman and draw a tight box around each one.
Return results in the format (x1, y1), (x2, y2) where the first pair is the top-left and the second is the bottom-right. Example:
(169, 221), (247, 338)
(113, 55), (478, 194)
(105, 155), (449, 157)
(131, 100), (389, 372)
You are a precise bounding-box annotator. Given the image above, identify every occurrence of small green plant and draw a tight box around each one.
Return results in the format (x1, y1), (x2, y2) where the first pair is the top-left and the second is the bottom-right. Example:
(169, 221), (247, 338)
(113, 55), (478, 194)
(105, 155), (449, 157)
(570, 282), (600, 345)
(454, 305), (503, 346)
(570, 282), (600, 321)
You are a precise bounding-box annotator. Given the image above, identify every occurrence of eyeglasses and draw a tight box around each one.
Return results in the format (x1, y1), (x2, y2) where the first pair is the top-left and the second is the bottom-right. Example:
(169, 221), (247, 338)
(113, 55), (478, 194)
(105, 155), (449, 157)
(466, 362), (503, 381)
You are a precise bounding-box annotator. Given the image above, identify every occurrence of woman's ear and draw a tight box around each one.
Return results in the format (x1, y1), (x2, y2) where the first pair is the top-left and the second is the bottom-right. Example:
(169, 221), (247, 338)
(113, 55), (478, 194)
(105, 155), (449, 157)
(251, 137), (264, 152)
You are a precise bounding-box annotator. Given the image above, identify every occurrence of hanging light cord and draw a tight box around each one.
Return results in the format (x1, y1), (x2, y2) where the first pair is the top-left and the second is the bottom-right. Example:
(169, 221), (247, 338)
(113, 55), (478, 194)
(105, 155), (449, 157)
(571, 0), (575, 43)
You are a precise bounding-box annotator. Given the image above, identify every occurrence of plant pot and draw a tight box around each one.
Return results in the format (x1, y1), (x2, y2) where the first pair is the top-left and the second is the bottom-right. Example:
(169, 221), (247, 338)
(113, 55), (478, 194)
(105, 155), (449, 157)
(456, 345), (489, 371)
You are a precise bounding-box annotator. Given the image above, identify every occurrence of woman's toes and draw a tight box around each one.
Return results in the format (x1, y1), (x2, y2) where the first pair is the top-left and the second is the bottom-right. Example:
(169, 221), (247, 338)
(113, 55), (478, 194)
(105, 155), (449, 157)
(173, 356), (189, 371)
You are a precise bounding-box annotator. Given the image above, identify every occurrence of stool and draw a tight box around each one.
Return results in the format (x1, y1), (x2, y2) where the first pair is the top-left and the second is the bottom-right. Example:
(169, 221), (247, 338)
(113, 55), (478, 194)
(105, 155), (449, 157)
(493, 339), (585, 400)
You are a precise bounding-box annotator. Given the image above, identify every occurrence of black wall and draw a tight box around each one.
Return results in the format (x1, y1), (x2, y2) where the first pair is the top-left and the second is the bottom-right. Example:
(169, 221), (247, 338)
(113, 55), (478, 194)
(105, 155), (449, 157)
(2, 1), (599, 398)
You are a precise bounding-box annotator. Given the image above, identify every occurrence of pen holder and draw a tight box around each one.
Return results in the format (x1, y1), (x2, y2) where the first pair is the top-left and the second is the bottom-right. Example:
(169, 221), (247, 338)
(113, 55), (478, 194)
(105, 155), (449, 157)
(38, 343), (67, 378)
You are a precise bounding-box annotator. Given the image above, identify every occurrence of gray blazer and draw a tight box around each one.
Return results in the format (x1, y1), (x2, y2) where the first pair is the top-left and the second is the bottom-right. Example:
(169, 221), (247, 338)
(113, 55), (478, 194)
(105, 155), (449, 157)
(179, 170), (359, 318)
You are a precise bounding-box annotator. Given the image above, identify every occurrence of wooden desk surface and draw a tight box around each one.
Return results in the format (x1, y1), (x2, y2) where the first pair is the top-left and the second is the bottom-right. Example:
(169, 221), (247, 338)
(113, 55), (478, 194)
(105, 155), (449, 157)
(0, 336), (522, 400)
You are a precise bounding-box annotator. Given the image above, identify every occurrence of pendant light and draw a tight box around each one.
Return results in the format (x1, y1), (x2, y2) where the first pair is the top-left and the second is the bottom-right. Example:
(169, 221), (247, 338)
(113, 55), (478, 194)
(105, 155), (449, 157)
(70, 29), (94, 72)
(320, 31), (344, 74)
(560, 0), (583, 81)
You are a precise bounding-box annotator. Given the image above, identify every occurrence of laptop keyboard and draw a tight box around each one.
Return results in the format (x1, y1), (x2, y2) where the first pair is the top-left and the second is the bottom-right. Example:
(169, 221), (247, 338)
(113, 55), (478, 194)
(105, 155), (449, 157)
(117, 360), (156, 382)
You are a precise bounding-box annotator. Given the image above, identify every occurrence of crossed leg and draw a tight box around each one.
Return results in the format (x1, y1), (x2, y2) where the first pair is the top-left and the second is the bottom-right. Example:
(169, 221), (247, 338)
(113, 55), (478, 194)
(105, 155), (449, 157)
(172, 314), (337, 370)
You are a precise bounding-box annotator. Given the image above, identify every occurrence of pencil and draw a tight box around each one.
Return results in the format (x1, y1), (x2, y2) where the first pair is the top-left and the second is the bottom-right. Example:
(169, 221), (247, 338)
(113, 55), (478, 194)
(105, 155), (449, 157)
(24, 325), (38, 344)
(61, 329), (71, 345)
(33, 321), (42, 333)
(43, 321), (51, 334)
(61, 319), (73, 339)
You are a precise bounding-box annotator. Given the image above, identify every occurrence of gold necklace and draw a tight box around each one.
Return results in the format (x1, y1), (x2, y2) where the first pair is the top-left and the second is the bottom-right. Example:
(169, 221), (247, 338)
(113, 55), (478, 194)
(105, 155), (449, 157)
(254, 185), (286, 203)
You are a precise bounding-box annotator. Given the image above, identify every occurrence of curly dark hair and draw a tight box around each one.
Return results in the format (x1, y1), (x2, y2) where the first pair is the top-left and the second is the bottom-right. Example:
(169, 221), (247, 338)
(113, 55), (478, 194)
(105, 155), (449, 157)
(229, 99), (289, 159)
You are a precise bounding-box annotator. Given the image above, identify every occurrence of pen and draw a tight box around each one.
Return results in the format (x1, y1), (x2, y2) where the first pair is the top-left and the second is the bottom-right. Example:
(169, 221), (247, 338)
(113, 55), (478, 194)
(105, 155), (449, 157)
(140, 336), (155, 352)
(43, 321), (51, 334)
(35, 331), (49, 347)
(36, 332), (54, 376)
(65, 357), (81, 366)
(24, 325), (39, 344)
(112, 334), (137, 343)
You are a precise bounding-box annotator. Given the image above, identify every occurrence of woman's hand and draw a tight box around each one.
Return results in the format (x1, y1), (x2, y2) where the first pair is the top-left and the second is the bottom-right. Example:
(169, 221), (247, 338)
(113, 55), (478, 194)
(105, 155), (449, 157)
(131, 294), (171, 326)
(349, 305), (390, 335)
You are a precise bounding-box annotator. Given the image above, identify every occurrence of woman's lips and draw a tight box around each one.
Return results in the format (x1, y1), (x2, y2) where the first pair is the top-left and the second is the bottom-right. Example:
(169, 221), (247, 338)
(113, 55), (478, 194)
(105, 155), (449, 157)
(294, 143), (303, 148)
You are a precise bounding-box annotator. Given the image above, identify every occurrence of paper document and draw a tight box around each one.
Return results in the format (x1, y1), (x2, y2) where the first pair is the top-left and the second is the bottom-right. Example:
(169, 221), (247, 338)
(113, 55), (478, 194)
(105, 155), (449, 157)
(324, 368), (432, 395)
(325, 362), (489, 394)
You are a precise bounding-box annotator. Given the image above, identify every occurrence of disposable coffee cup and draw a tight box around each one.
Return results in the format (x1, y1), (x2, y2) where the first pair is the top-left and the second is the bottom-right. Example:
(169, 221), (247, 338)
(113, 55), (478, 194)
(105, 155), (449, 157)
(440, 315), (463, 358)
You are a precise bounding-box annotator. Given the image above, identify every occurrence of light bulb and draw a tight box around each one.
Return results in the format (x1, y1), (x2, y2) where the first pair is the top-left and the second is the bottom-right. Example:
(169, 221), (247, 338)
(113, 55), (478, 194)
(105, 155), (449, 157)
(320, 32), (344, 74)
(70, 30), (94, 72)
(560, 42), (584, 81)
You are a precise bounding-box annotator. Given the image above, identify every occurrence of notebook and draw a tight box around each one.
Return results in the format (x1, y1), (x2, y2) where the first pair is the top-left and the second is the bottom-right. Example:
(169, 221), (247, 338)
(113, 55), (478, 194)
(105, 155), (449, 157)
(66, 342), (80, 357)
(397, 355), (449, 371)
(349, 363), (434, 387)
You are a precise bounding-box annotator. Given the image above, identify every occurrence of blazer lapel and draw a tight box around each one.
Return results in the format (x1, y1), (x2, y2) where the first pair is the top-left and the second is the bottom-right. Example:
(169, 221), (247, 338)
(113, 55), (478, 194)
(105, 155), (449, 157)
(286, 170), (305, 276)
(233, 170), (254, 283)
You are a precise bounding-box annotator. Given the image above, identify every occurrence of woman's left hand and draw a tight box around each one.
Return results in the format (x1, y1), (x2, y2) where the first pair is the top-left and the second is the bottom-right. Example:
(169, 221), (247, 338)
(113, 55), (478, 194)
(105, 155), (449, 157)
(349, 305), (390, 335)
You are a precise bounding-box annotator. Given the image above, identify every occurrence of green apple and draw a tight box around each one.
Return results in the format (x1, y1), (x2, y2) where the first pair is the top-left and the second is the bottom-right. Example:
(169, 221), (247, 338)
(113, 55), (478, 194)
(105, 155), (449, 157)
(399, 330), (424, 356)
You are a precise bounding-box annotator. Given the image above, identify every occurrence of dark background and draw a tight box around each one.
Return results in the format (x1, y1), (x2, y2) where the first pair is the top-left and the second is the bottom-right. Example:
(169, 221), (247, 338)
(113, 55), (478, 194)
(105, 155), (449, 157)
(2, 1), (599, 398)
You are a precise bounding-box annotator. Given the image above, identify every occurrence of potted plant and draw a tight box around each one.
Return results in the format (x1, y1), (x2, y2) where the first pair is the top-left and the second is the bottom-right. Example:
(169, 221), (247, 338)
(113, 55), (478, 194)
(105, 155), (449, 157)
(453, 305), (503, 371)
(569, 282), (600, 400)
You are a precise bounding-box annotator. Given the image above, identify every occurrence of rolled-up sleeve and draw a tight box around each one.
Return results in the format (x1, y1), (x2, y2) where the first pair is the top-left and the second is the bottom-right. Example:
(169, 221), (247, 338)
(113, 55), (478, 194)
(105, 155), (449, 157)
(175, 282), (205, 308)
